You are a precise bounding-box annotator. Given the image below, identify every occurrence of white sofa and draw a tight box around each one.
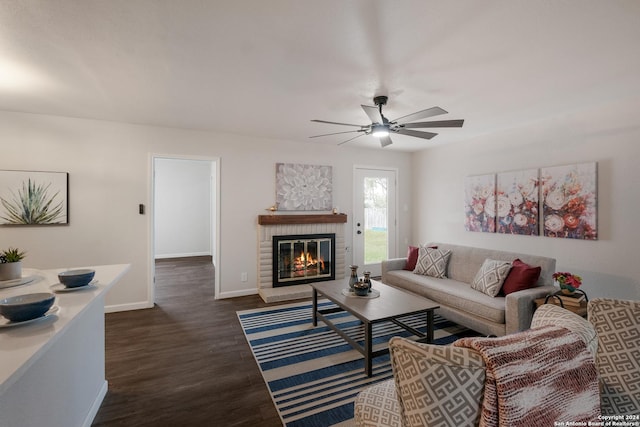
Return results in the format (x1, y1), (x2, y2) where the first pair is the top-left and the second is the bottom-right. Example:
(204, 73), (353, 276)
(381, 242), (556, 336)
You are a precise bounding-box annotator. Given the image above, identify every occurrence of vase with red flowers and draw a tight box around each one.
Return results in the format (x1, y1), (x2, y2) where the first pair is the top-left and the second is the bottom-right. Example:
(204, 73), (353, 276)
(553, 271), (582, 295)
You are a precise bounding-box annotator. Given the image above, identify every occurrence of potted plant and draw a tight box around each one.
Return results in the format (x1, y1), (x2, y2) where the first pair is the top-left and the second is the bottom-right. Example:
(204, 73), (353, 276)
(552, 271), (582, 295)
(0, 247), (26, 281)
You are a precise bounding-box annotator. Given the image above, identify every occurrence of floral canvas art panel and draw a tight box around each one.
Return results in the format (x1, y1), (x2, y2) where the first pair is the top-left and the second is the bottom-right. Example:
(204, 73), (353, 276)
(275, 163), (332, 211)
(0, 170), (69, 225)
(541, 162), (597, 240)
(464, 173), (496, 233)
(496, 169), (539, 236)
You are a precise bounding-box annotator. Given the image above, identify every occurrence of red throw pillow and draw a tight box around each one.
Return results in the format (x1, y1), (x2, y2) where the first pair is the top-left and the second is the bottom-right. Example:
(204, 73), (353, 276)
(404, 245), (438, 271)
(501, 259), (541, 295)
(404, 246), (419, 270)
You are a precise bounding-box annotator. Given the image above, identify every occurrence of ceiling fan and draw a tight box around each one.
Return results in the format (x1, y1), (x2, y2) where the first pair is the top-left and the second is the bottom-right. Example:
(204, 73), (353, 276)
(310, 96), (464, 147)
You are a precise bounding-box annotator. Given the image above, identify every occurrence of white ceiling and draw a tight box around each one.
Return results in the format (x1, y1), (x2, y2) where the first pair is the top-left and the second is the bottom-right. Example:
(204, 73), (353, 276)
(1, 1), (639, 151)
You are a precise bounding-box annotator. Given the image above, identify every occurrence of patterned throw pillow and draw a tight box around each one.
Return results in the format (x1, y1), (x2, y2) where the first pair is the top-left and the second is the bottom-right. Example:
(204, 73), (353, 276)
(389, 337), (486, 427)
(471, 259), (512, 297)
(404, 245), (438, 270)
(413, 247), (451, 278)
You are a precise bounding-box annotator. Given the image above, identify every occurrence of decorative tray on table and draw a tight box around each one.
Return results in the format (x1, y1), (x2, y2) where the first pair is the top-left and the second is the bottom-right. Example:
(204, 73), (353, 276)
(341, 288), (380, 299)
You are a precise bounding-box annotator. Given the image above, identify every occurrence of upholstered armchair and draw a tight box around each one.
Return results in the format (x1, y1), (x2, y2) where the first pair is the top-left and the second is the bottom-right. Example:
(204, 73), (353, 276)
(354, 339), (485, 427)
(354, 303), (600, 427)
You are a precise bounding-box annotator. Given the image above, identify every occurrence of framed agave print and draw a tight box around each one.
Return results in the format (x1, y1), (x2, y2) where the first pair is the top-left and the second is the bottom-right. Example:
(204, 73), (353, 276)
(0, 170), (69, 225)
(496, 169), (539, 236)
(275, 163), (332, 211)
(541, 162), (597, 240)
(464, 173), (496, 233)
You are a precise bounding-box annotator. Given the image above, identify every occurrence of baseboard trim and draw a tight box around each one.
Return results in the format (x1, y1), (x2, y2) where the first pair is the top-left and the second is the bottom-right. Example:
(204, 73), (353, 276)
(155, 252), (211, 259)
(216, 288), (258, 299)
(105, 300), (153, 313)
(82, 380), (108, 427)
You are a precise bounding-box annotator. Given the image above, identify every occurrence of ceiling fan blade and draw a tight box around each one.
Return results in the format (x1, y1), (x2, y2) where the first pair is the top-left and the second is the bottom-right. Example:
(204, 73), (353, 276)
(393, 107), (448, 125)
(309, 130), (363, 139)
(380, 135), (393, 147)
(361, 105), (383, 124)
(396, 128), (438, 140)
(337, 133), (366, 146)
(311, 119), (364, 127)
(402, 119), (464, 129)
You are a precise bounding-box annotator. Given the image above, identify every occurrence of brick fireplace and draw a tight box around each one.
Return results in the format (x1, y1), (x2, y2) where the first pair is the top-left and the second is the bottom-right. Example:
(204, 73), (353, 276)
(257, 214), (347, 302)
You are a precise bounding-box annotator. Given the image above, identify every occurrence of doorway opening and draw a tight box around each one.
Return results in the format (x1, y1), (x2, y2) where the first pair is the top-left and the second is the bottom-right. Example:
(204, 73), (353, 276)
(150, 155), (221, 303)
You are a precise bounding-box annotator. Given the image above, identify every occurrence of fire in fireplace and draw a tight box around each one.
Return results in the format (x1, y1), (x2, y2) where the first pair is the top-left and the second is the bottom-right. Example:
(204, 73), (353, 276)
(273, 233), (335, 287)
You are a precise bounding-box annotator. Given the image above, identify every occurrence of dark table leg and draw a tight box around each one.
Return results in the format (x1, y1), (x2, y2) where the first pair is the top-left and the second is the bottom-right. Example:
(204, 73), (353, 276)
(427, 310), (434, 343)
(312, 288), (318, 327)
(364, 321), (372, 377)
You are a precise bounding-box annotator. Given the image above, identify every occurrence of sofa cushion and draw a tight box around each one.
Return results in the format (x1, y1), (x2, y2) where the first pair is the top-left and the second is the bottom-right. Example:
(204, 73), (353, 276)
(426, 242), (555, 287)
(385, 270), (506, 324)
(471, 259), (512, 297)
(501, 259), (541, 295)
(413, 247), (451, 278)
(389, 337), (485, 427)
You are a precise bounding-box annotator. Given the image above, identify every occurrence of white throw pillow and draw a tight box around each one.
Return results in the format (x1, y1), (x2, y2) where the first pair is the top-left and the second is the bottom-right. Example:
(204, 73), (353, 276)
(413, 247), (451, 278)
(471, 259), (512, 297)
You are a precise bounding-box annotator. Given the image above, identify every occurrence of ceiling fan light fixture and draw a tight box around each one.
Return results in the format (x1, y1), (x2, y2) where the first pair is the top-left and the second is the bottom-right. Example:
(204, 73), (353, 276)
(371, 124), (389, 138)
(310, 96), (463, 147)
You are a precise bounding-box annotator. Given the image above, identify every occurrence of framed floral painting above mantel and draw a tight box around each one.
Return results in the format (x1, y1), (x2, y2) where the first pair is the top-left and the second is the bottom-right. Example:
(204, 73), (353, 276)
(275, 163), (332, 211)
(0, 170), (69, 225)
(541, 162), (597, 240)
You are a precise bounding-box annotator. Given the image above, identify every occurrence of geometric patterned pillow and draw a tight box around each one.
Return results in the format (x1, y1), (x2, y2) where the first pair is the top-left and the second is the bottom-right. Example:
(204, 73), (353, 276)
(588, 298), (640, 416)
(470, 258), (512, 297)
(532, 303), (597, 355)
(413, 247), (451, 278)
(389, 337), (486, 427)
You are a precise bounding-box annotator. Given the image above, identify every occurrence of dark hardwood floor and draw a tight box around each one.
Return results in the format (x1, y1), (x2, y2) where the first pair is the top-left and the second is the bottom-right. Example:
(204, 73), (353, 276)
(92, 257), (283, 427)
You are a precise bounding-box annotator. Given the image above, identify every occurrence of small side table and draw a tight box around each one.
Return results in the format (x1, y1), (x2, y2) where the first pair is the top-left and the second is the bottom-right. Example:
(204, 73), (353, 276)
(534, 289), (588, 318)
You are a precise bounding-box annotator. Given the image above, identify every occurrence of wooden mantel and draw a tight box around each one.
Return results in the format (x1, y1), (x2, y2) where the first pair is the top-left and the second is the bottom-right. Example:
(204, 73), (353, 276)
(258, 213), (347, 225)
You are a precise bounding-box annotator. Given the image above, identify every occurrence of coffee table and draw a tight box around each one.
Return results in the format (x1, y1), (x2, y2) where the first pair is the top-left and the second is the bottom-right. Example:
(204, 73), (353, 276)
(311, 279), (440, 377)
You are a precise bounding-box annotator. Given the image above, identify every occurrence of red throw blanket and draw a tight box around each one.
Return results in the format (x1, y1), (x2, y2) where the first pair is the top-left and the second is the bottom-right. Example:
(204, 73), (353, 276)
(454, 325), (600, 427)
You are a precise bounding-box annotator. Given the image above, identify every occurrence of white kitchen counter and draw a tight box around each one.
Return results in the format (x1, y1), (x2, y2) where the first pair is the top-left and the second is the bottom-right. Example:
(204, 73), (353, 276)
(0, 264), (130, 427)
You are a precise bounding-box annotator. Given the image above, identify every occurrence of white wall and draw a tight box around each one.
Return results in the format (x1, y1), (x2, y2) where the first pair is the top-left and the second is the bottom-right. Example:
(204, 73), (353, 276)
(412, 96), (640, 300)
(0, 110), (412, 310)
(154, 158), (212, 258)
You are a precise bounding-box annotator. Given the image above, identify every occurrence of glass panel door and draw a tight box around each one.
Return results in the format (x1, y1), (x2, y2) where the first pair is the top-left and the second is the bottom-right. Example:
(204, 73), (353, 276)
(353, 168), (397, 277)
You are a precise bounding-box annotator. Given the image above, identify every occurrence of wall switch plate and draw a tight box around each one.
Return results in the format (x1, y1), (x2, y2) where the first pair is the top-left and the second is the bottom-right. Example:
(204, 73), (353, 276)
(241, 272), (248, 282)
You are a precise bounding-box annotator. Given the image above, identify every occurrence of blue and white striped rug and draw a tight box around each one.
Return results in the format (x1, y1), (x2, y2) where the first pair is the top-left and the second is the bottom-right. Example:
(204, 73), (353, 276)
(237, 299), (478, 427)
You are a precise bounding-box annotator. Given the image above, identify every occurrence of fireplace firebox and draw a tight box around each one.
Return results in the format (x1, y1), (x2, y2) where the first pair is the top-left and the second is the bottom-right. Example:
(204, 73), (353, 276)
(272, 233), (335, 287)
